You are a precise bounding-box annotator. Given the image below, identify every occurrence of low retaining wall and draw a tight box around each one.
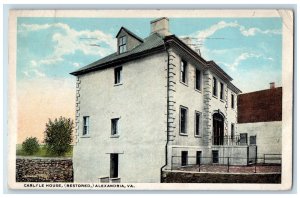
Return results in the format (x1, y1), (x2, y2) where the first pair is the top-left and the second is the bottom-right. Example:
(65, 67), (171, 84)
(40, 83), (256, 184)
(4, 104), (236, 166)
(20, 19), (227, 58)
(16, 157), (73, 182)
(162, 171), (281, 183)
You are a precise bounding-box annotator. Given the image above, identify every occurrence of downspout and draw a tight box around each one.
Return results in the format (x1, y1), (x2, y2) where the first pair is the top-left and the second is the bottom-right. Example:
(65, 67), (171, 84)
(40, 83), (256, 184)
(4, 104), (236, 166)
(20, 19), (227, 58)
(160, 39), (170, 182)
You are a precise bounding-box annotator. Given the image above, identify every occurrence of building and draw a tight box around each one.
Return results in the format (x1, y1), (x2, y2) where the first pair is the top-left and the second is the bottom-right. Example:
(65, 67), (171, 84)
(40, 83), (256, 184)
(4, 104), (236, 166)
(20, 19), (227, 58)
(70, 17), (255, 183)
(237, 83), (282, 163)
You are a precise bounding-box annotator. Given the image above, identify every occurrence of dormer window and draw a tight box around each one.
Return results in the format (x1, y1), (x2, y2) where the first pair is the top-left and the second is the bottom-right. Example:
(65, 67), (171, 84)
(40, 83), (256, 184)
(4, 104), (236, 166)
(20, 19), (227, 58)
(118, 36), (127, 54)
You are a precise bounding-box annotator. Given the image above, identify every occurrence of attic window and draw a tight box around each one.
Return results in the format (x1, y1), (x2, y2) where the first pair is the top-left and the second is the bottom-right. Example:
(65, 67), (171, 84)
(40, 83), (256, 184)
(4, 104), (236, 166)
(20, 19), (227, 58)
(118, 36), (127, 53)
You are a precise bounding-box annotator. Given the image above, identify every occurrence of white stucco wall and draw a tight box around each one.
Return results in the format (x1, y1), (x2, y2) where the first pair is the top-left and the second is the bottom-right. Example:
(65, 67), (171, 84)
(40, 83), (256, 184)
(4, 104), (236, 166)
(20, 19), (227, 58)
(73, 52), (168, 183)
(172, 50), (205, 147)
(209, 73), (238, 139)
(237, 121), (282, 162)
(168, 49), (239, 163)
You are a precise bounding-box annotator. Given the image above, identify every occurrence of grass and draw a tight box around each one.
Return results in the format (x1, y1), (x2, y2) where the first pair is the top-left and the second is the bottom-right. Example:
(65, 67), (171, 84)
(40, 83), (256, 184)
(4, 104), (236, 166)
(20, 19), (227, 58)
(16, 144), (73, 157)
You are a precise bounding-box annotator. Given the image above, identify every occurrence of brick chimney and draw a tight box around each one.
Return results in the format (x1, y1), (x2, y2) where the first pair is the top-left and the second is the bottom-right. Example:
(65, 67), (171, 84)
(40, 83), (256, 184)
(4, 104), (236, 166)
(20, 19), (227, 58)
(270, 82), (275, 89)
(150, 17), (170, 36)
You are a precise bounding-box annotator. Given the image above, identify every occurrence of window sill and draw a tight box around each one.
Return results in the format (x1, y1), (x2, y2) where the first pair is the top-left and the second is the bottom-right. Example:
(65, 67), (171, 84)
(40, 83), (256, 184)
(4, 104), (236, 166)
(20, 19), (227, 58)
(194, 135), (202, 138)
(114, 83), (123, 87)
(81, 135), (91, 138)
(212, 95), (218, 99)
(110, 135), (120, 138)
(194, 88), (202, 93)
(180, 81), (188, 87)
(179, 133), (188, 136)
(220, 99), (225, 103)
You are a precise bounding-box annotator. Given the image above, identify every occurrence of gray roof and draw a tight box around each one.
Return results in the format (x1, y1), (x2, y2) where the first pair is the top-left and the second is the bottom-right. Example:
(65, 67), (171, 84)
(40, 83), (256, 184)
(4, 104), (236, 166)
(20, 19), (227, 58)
(70, 30), (241, 93)
(71, 33), (165, 75)
(116, 27), (144, 42)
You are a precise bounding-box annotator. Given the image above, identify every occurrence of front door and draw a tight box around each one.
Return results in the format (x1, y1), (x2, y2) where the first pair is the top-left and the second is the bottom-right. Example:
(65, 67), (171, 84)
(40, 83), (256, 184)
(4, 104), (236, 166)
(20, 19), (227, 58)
(213, 113), (224, 145)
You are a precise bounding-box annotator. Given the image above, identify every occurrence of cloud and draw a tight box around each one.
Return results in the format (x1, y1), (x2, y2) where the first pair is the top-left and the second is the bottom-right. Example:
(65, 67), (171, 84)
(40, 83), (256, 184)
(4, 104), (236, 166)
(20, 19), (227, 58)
(23, 68), (46, 78)
(218, 53), (256, 70)
(239, 26), (281, 37)
(194, 21), (239, 39)
(72, 62), (80, 67)
(19, 22), (116, 71)
(23, 60), (47, 78)
(231, 53), (258, 69)
(219, 52), (275, 70)
(191, 21), (281, 42)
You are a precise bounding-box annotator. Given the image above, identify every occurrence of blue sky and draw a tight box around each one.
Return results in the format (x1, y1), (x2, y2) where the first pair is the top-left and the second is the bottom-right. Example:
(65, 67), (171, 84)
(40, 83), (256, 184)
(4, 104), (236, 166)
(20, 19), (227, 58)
(17, 17), (282, 92)
(16, 17), (282, 143)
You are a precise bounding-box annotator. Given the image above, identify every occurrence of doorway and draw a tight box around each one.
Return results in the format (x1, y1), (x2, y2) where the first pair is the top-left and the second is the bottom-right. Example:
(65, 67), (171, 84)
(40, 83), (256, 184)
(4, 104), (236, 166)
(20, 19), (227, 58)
(110, 154), (119, 178)
(181, 151), (188, 166)
(213, 112), (224, 145)
(196, 151), (202, 165)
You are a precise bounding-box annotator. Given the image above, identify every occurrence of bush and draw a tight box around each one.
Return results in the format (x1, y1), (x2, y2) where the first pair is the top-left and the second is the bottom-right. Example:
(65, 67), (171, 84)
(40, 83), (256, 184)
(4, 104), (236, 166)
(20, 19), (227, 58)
(22, 137), (40, 155)
(44, 117), (74, 156)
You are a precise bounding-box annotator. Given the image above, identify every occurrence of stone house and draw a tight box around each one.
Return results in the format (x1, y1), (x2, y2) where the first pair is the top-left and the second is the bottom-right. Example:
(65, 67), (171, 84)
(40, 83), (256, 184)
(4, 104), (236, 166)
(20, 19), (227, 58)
(70, 17), (255, 183)
(237, 83), (282, 163)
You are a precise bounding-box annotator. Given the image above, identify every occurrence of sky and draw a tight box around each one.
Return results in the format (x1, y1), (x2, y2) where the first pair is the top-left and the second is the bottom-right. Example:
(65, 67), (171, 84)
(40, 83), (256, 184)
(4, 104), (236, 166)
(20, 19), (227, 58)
(16, 17), (282, 143)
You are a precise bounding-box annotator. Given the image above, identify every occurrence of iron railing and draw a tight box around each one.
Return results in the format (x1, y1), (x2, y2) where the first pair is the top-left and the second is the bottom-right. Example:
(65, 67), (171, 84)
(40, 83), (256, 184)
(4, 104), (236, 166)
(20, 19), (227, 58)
(212, 134), (256, 146)
(171, 155), (281, 173)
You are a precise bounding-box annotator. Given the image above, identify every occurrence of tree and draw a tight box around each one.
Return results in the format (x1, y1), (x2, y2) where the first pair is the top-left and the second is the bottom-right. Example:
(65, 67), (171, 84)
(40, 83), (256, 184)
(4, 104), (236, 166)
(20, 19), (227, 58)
(44, 117), (74, 156)
(22, 137), (40, 155)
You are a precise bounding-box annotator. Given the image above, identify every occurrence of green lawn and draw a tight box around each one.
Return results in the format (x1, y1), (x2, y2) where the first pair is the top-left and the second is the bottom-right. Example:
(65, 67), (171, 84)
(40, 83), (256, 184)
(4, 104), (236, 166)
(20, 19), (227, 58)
(16, 144), (73, 157)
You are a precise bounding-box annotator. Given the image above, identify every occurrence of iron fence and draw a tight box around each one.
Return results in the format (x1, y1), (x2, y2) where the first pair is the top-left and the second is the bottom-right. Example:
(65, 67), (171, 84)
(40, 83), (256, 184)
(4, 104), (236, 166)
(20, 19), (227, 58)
(212, 134), (256, 146)
(171, 155), (281, 173)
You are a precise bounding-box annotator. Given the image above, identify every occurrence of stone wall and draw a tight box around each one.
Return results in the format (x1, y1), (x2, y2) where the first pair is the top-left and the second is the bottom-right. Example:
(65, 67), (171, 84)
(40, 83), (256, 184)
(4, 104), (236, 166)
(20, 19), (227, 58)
(16, 157), (73, 182)
(162, 171), (281, 183)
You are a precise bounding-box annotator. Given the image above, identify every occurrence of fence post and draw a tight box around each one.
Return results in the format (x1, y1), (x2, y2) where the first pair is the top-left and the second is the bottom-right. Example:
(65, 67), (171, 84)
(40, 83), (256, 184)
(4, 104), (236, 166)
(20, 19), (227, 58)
(171, 156), (173, 171)
(227, 157), (229, 173)
(254, 156), (257, 173)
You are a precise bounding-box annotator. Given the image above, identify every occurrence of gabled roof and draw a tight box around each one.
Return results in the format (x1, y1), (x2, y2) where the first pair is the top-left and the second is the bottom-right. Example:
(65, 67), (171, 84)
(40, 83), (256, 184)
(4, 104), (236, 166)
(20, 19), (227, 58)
(116, 27), (144, 42)
(70, 27), (240, 94)
(70, 33), (165, 75)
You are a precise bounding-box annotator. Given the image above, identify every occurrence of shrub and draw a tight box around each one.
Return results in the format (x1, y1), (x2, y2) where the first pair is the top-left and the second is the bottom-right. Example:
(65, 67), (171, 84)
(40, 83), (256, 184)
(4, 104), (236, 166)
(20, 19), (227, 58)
(22, 137), (40, 155)
(44, 117), (74, 156)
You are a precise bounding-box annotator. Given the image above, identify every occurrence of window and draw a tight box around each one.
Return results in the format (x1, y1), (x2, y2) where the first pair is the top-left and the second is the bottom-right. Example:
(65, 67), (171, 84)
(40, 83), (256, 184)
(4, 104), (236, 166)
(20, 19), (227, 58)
(231, 123), (235, 139)
(195, 111), (202, 137)
(83, 116), (89, 136)
(181, 151), (188, 166)
(250, 135), (257, 145)
(240, 133), (248, 145)
(180, 106), (188, 135)
(118, 36), (127, 54)
(110, 154), (119, 178)
(212, 150), (219, 163)
(114, 67), (122, 84)
(196, 151), (202, 165)
(220, 82), (224, 100)
(213, 77), (217, 97)
(231, 94), (235, 109)
(195, 69), (201, 91)
(111, 118), (119, 136)
(180, 60), (187, 84)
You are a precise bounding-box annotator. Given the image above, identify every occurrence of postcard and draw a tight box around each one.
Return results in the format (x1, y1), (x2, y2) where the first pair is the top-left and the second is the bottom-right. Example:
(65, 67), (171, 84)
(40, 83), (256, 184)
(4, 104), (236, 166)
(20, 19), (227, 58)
(7, 9), (293, 190)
